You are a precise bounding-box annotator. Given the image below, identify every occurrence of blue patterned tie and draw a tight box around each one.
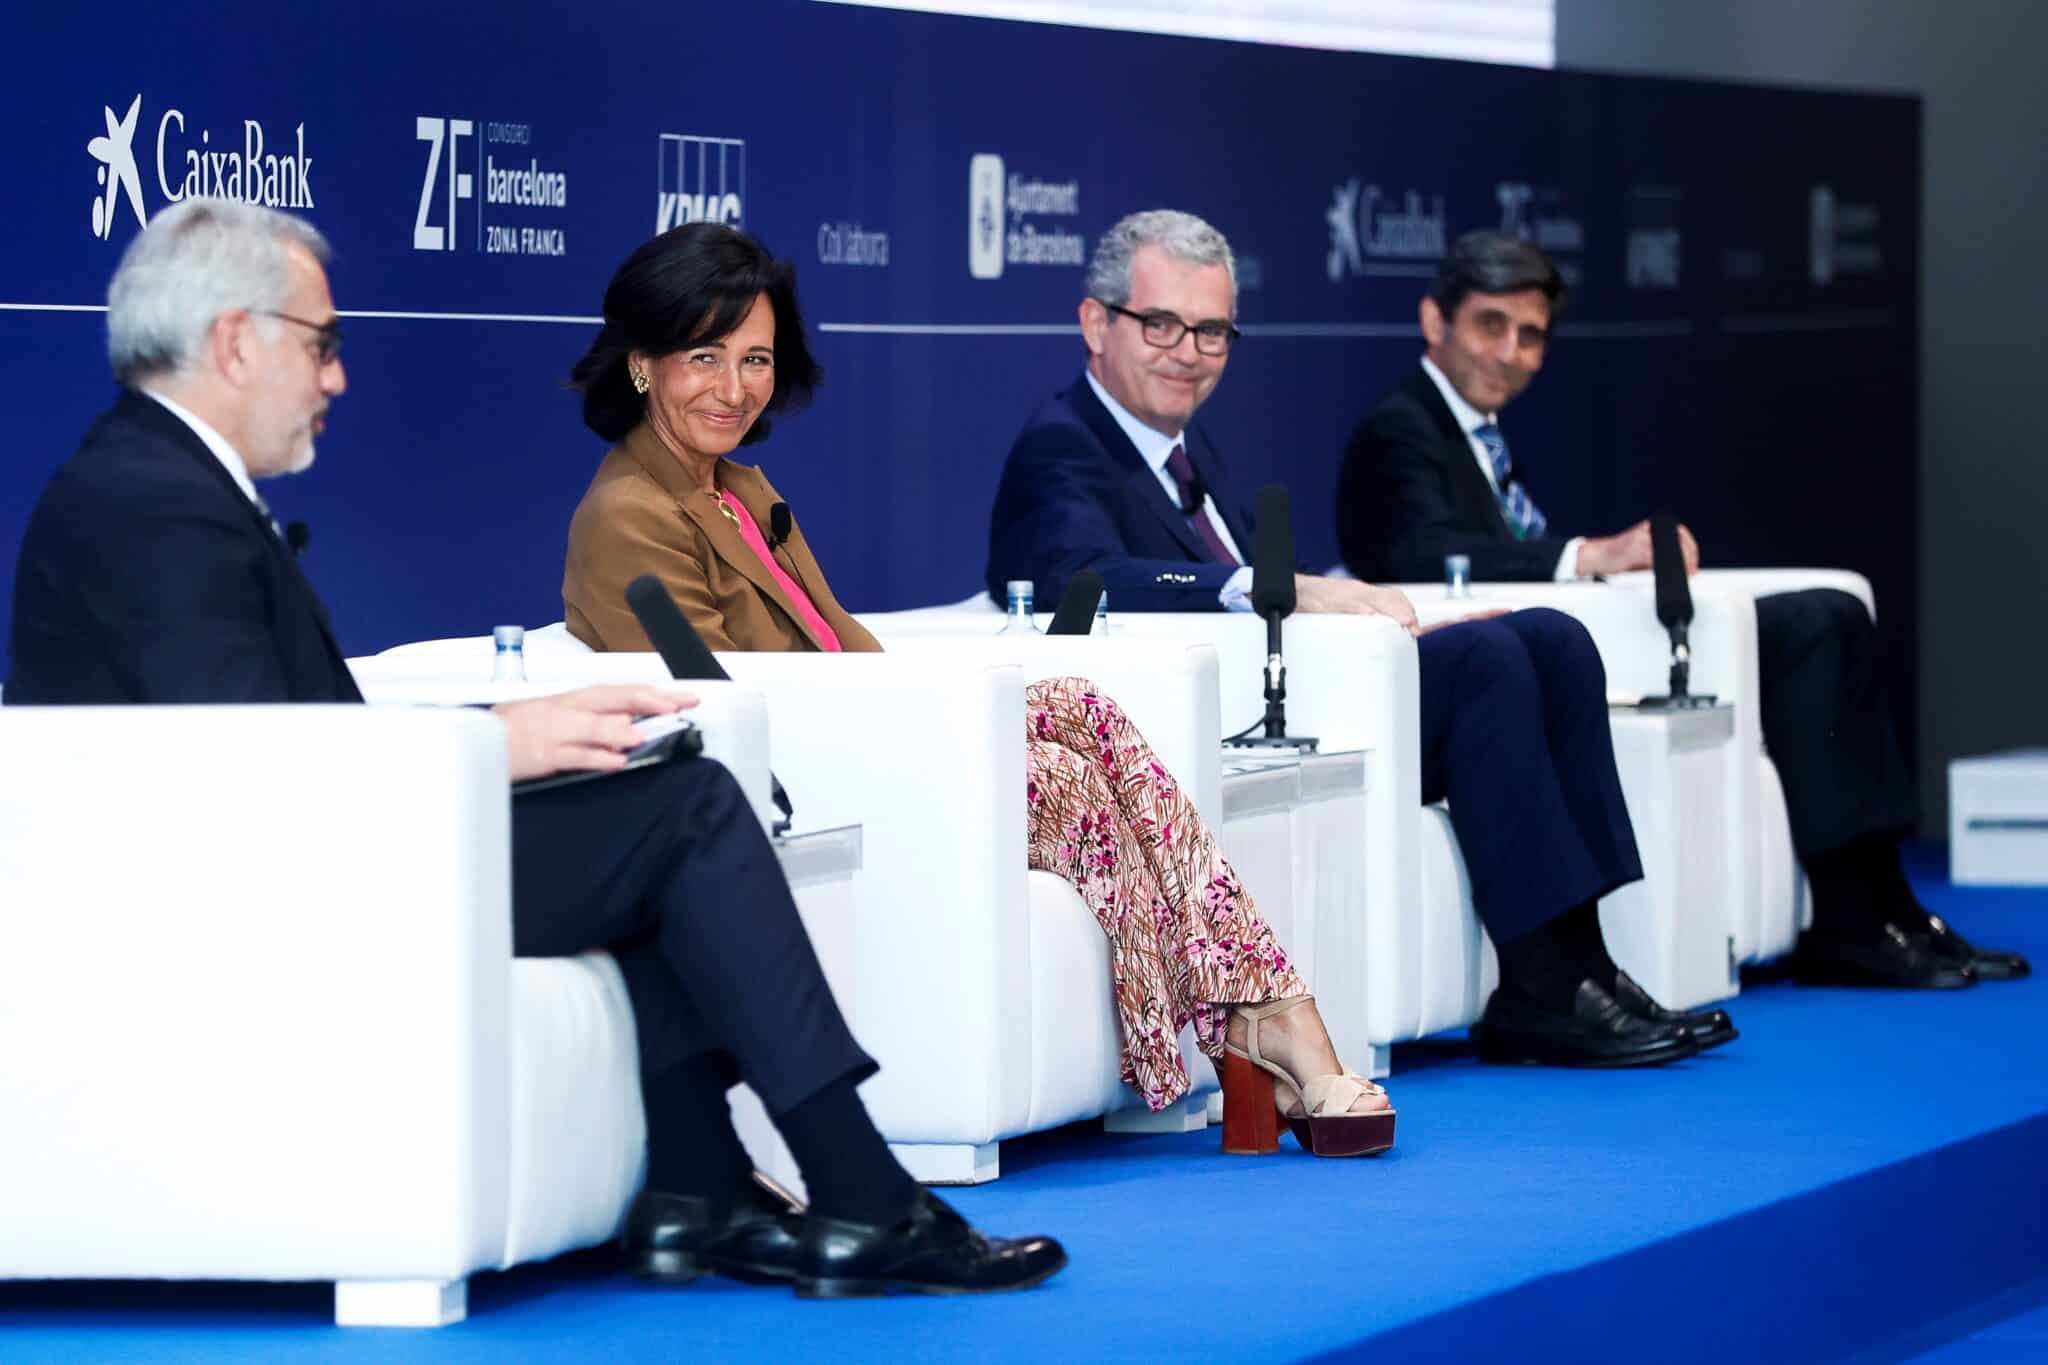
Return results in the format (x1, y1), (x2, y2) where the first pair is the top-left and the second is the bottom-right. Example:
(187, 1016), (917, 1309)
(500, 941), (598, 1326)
(1473, 423), (1547, 541)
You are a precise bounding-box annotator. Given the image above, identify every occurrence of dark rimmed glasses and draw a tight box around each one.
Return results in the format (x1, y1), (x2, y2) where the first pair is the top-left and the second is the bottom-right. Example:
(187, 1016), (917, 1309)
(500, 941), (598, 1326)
(260, 309), (344, 364)
(1098, 301), (1240, 356)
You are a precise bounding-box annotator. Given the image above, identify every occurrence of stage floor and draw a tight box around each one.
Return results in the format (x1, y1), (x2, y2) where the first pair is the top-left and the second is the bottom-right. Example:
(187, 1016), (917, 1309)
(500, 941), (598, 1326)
(8, 848), (2047, 1363)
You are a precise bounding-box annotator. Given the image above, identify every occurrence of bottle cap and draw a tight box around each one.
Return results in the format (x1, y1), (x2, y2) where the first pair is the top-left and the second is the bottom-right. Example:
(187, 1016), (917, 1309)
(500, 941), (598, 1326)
(493, 625), (526, 648)
(1006, 580), (1034, 598)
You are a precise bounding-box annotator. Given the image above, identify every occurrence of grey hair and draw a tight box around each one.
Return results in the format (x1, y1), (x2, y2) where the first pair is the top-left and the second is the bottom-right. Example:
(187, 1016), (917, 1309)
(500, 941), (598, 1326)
(1085, 209), (1237, 313)
(106, 198), (330, 384)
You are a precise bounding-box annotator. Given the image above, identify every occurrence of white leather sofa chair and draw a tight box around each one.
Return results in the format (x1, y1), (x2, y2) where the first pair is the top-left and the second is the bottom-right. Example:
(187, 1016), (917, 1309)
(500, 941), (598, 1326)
(863, 602), (1428, 1077)
(1392, 566), (1876, 971)
(351, 630), (1227, 1185)
(0, 686), (772, 1329)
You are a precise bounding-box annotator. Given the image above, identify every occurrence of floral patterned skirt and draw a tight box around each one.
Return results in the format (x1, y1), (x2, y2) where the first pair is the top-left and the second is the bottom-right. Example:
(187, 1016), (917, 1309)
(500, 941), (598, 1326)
(1024, 675), (1306, 1111)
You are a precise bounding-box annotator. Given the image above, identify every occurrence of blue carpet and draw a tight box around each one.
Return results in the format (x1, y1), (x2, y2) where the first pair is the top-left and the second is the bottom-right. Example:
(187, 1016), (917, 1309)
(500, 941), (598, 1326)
(7, 846), (2046, 1363)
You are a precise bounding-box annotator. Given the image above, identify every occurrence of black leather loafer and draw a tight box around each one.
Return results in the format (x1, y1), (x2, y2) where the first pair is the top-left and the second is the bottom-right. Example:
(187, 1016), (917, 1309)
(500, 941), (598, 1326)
(1793, 923), (1976, 990)
(1473, 980), (1700, 1068)
(621, 1174), (806, 1285)
(1612, 971), (1739, 1050)
(794, 1190), (1067, 1298)
(1924, 914), (2031, 981)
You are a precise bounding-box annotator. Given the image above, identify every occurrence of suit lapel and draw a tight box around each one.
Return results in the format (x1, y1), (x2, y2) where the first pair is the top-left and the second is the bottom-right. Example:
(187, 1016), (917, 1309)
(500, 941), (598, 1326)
(118, 390), (358, 690)
(622, 426), (827, 652)
(1066, 375), (1214, 563)
(1405, 368), (1516, 543)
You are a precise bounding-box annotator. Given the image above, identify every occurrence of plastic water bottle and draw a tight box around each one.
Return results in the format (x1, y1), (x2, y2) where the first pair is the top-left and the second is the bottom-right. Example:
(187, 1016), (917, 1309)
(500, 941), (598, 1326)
(492, 625), (528, 682)
(997, 580), (1040, 635)
(1444, 554), (1472, 600)
(1092, 590), (1110, 637)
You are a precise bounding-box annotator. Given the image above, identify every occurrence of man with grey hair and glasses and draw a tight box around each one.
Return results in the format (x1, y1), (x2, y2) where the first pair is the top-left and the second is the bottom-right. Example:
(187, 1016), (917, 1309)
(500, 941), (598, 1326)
(5, 198), (1065, 1298)
(987, 207), (1731, 1069)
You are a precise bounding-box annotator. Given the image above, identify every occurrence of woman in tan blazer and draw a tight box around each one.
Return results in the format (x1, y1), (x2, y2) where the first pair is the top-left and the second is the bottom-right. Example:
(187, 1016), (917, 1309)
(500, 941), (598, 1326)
(563, 224), (1393, 1157)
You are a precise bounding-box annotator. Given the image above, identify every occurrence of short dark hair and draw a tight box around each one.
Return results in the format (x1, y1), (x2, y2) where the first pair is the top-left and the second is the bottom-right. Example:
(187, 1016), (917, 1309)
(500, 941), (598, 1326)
(569, 223), (822, 444)
(1427, 230), (1566, 322)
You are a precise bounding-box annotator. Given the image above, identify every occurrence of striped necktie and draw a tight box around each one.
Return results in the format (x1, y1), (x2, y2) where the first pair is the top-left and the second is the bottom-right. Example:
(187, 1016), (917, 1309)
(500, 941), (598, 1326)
(1473, 423), (1548, 541)
(1164, 443), (1240, 566)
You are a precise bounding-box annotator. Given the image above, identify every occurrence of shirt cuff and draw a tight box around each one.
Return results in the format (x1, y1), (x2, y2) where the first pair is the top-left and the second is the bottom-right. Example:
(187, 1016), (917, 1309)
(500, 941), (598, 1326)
(1553, 538), (1586, 582)
(1219, 566), (1256, 612)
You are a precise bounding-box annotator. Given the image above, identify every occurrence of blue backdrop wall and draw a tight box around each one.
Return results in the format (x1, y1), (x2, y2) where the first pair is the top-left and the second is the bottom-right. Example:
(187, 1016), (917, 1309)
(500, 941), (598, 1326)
(0, 1), (1919, 703)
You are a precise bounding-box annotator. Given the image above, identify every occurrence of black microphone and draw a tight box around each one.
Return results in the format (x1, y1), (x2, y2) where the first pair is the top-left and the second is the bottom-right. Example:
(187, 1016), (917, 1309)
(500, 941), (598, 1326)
(1639, 512), (1714, 709)
(625, 574), (796, 829)
(284, 521), (310, 557)
(1249, 485), (1297, 618)
(1228, 485), (1315, 750)
(768, 502), (792, 550)
(1651, 512), (1692, 634)
(1045, 570), (1105, 636)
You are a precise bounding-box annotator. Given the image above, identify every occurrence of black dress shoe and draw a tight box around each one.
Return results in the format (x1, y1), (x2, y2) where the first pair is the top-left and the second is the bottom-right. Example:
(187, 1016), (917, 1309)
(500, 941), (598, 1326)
(1610, 972), (1739, 1050)
(621, 1175), (806, 1285)
(1793, 922), (1977, 990)
(1473, 980), (1699, 1068)
(794, 1190), (1067, 1298)
(1923, 914), (2031, 981)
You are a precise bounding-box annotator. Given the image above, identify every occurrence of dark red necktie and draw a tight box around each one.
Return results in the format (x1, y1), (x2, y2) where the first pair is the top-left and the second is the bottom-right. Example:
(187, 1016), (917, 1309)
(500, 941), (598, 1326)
(1165, 443), (1239, 566)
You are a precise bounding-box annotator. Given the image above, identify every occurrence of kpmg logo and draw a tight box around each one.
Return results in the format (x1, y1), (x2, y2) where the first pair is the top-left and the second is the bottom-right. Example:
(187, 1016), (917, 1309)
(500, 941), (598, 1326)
(86, 93), (315, 240)
(1325, 179), (1445, 282)
(968, 152), (1084, 281)
(657, 134), (744, 233)
(1625, 185), (1682, 291)
(415, 118), (567, 256)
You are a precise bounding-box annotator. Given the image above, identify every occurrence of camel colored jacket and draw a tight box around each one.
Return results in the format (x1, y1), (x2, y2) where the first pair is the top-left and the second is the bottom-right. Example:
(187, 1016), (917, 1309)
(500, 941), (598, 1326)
(562, 422), (880, 655)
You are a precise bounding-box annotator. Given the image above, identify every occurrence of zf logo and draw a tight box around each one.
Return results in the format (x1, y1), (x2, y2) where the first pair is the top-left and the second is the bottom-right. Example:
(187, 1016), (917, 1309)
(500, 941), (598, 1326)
(657, 134), (744, 233)
(414, 116), (474, 251)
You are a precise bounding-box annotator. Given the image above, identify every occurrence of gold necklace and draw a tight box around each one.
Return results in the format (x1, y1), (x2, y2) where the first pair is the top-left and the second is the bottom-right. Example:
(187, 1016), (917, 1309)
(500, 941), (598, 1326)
(708, 488), (740, 529)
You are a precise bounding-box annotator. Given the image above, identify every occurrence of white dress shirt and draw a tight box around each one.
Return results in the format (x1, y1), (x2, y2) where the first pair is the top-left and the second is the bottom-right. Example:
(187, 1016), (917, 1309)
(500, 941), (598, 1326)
(1084, 369), (1256, 610)
(142, 388), (262, 509)
(1417, 356), (1582, 582)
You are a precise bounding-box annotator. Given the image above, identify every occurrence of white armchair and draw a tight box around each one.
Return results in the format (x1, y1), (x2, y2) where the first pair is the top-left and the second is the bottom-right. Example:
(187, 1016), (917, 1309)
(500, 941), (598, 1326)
(0, 689), (770, 1328)
(353, 632), (1227, 1184)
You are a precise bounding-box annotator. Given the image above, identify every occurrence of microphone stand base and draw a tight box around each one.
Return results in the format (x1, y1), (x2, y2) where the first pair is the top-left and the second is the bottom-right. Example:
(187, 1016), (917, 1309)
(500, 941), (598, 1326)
(1226, 734), (1321, 753)
(1635, 694), (1719, 711)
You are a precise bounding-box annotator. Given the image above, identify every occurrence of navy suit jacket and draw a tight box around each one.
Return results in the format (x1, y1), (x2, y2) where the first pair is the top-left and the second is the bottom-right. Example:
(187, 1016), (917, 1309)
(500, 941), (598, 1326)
(985, 373), (1255, 612)
(5, 389), (360, 705)
(1336, 366), (1571, 584)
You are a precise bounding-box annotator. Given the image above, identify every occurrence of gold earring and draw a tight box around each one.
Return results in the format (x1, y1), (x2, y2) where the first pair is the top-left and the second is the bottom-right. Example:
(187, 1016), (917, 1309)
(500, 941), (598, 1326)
(630, 368), (650, 395)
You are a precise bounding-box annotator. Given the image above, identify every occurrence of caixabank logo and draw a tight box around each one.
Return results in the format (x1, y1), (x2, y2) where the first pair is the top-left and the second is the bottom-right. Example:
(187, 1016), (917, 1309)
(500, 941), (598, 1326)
(967, 153), (1084, 281)
(1324, 179), (1445, 282)
(657, 134), (744, 233)
(87, 92), (314, 240)
(413, 117), (569, 256)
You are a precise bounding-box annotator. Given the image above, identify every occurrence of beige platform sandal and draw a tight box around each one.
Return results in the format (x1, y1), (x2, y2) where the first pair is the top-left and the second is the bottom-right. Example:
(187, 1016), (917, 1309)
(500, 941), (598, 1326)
(1220, 997), (1396, 1157)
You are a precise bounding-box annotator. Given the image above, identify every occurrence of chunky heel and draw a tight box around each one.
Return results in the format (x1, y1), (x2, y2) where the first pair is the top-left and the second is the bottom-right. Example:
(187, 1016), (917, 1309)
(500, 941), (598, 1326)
(1223, 995), (1397, 1158)
(1220, 1046), (1282, 1154)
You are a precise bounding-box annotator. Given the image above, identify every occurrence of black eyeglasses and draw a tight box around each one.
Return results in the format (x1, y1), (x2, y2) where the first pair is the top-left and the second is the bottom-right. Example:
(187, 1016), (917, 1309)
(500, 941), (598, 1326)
(1098, 301), (1240, 356)
(260, 309), (344, 364)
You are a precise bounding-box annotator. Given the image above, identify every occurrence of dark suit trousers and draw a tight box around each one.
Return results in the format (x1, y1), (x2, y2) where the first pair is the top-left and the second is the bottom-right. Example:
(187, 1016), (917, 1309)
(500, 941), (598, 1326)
(1756, 589), (1916, 857)
(508, 755), (874, 1127)
(1416, 609), (1644, 945)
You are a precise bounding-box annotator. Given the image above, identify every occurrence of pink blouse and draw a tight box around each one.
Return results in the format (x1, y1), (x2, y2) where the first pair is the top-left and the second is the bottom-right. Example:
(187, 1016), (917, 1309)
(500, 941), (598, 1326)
(719, 490), (842, 653)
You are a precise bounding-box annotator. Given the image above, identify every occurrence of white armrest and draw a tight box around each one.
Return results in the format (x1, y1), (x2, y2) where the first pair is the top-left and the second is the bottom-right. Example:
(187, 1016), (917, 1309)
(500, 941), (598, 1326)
(706, 653), (1032, 1147)
(345, 655), (776, 835)
(0, 706), (512, 1284)
(856, 632), (1223, 827)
